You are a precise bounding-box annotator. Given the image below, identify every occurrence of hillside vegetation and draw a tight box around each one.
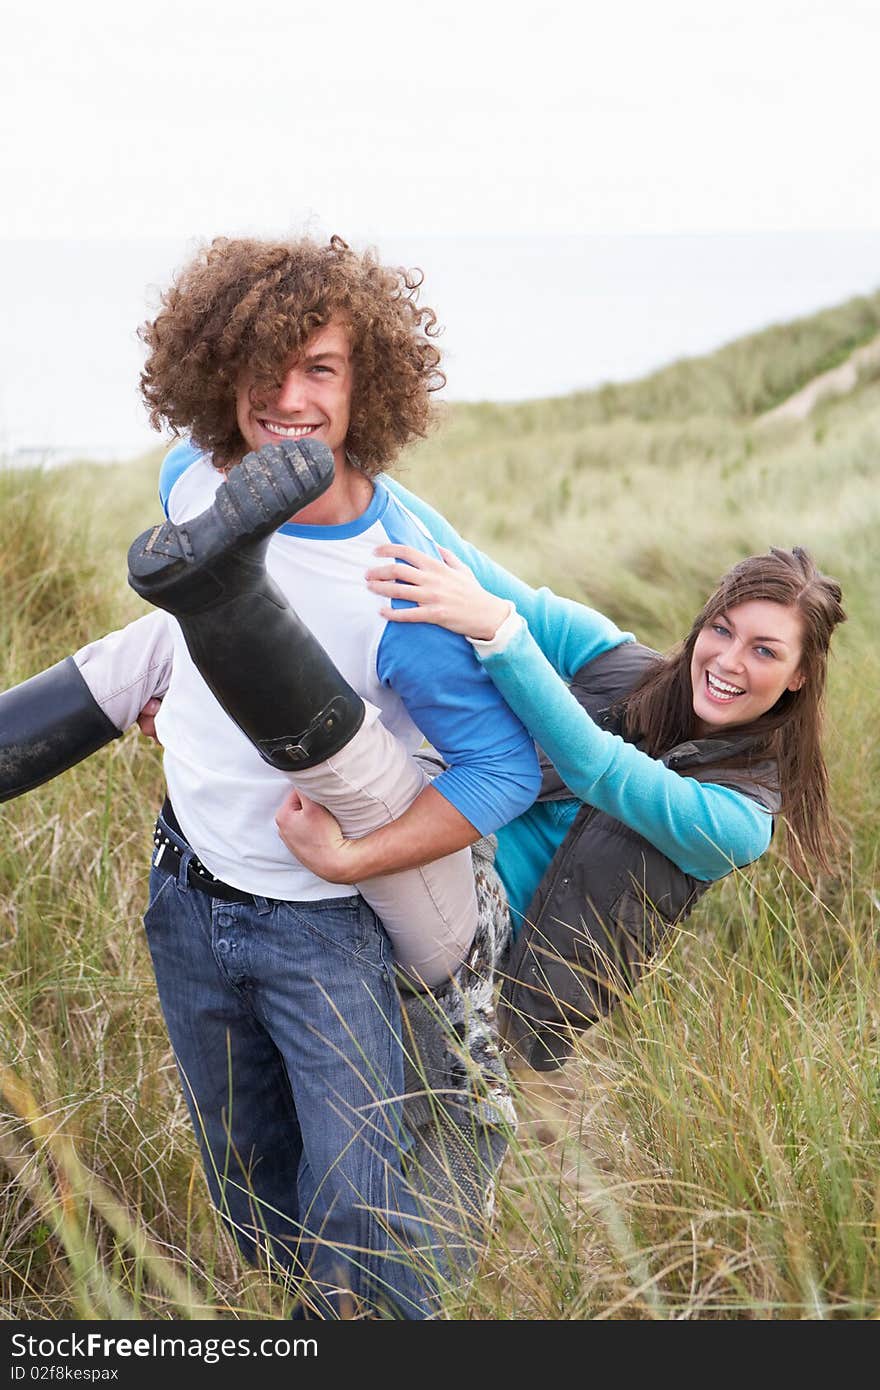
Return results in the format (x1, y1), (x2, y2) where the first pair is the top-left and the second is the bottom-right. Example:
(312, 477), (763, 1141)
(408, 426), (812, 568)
(1, 291), (879, 1319)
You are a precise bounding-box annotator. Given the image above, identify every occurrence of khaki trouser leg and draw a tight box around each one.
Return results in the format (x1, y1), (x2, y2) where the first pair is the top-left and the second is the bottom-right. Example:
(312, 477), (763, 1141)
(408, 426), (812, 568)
(291, 706), (478, 989)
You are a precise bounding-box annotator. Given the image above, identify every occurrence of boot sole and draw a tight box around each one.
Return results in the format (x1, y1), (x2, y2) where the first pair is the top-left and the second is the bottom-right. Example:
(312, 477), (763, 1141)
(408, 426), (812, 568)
(127, 438), (334, 602)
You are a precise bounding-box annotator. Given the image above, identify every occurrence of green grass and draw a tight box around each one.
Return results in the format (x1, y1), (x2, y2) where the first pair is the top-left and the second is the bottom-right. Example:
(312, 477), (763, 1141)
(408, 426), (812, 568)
(1, 297), (879, 1319)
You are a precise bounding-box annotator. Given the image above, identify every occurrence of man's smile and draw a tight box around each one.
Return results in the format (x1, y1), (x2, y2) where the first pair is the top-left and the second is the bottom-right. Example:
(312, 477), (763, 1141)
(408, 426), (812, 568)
(259, 420), (321, 440)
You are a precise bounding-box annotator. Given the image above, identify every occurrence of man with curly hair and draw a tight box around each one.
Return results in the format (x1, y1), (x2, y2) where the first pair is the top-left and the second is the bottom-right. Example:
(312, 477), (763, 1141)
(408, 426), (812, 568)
(0, 235), (541, 1318)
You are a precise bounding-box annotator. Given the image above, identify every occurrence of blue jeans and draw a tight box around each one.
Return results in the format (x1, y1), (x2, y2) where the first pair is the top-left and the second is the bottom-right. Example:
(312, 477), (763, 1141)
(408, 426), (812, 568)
(143, 822), (439, 1319)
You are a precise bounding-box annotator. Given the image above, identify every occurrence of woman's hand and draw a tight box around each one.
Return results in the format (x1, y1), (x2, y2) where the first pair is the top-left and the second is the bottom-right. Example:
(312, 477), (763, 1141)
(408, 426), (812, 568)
(366, 544), (511, 641)
(275, 789), (365, 884)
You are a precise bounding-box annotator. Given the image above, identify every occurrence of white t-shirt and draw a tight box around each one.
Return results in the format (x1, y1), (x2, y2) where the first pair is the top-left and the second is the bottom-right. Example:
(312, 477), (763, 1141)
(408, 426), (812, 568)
(154, 454), (429, 898)
(74, 448), (540, 900)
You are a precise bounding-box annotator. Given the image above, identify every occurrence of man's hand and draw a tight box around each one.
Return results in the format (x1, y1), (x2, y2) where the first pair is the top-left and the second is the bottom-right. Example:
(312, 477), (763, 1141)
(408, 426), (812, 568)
(277, 782), (479, 883)
(275, 789), (364, 884)
(137, 697), (163, 742)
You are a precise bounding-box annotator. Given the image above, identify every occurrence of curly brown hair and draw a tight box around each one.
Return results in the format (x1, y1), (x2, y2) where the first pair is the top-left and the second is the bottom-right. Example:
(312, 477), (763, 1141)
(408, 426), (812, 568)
(139, 235), (445, 473)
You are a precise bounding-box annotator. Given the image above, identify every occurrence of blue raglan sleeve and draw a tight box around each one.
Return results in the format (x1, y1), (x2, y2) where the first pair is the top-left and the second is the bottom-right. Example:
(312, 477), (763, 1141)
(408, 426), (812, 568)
(477, 619), (772, 881)
(377, 620), (541, 835)
(385, 478), (635, 677)
(375, 492), (541, 835)
(159, 440), (202, 515)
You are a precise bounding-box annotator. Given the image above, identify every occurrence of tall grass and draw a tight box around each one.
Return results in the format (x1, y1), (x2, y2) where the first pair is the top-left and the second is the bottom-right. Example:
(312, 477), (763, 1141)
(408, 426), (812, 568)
(1, 303), (878, 1318)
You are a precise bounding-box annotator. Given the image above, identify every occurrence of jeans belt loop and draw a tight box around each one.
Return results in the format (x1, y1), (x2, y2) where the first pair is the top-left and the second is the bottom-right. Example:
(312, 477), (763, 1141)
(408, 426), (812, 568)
(155, 799), (259, 906)
(176, 845), (193, 892)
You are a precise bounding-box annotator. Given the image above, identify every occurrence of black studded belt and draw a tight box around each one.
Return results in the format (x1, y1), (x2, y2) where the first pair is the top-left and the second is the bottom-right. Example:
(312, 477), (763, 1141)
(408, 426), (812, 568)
(152, 798), (258, 905)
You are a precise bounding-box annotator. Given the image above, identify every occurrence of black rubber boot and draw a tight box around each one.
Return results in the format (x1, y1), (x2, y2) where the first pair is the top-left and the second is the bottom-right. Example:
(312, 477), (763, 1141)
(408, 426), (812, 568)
(127, 438), (365, 771)
(0, 657), (121, 802)
(127, 438), (336, 612)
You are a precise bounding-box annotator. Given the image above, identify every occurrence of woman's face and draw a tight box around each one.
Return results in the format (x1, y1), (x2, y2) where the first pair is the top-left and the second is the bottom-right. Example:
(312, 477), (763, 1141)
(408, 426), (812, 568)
(690, 600), (805, 735)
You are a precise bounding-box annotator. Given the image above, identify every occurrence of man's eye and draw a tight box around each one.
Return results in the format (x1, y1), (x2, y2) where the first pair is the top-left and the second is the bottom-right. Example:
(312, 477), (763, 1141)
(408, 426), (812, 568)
(309, 364), (332, 375)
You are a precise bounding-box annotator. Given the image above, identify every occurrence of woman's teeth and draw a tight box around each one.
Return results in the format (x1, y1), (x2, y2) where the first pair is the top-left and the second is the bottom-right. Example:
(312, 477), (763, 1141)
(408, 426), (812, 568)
(706, 671), (745, 701)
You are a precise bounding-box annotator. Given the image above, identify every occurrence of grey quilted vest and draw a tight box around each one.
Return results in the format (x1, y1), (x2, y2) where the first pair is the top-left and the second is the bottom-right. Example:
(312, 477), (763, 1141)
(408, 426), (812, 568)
(500, 641), (780, 1071)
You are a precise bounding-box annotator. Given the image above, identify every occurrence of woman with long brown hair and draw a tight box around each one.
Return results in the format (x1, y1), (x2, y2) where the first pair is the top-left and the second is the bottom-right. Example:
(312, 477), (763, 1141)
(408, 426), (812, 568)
(278, 491), (846, 1069)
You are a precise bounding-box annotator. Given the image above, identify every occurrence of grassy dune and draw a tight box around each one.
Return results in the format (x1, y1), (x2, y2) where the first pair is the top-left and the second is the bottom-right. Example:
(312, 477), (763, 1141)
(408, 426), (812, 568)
(1, 294), (879, 1318)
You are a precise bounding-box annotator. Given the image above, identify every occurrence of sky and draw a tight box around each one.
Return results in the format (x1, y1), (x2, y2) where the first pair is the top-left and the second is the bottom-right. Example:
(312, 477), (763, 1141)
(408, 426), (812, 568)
(1, 1), (878, 457)
(2, 0), (879, 242)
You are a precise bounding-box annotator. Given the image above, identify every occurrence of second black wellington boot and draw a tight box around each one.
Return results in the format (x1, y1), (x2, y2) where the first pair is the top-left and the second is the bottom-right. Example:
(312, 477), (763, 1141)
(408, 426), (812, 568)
(127, 438), (365, 770)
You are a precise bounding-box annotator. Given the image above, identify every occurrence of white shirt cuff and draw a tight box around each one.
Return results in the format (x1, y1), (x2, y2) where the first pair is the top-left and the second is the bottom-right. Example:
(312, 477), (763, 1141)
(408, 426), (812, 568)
(466, 602), (523, 656)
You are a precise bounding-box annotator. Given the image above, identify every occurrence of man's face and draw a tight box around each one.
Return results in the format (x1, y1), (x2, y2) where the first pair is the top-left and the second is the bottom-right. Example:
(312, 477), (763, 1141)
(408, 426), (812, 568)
(235, 320), (353, 470)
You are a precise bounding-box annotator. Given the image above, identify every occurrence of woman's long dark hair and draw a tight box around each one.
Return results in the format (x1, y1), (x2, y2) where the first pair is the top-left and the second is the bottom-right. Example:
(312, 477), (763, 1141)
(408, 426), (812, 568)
(621, 548), (846, 875)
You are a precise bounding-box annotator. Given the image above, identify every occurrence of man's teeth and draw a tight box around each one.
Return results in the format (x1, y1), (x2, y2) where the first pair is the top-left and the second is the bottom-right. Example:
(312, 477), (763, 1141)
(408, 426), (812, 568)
(262, 421), (317, 439)
(707, 672), (745, 699)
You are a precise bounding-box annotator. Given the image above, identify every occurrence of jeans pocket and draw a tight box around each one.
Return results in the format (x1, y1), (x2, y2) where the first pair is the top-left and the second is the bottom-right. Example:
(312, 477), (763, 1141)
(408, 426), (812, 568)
(293, 895), (391, 972)
(143, 866), (180, 934)
(352, 895), (392, 971)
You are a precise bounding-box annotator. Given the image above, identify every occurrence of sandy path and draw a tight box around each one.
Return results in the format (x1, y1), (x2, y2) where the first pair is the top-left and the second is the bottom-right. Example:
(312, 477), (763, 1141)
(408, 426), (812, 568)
(758, 334), (880, 426)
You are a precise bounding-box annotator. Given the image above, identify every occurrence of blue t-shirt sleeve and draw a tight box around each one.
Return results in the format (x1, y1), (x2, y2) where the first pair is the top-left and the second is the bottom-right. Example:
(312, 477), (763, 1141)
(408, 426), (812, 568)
(477, 619), (772, 880)
(375, 490), (541, 835)
(378, 620), (541, 835)
(159, 439), (202, 515)
(385, 477), (634, 678)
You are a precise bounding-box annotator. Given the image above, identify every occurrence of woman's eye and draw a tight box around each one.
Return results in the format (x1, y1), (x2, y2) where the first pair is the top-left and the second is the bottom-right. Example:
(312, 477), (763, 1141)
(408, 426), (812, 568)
(756, 646), (776, 660)
(712, 624), (730, 637)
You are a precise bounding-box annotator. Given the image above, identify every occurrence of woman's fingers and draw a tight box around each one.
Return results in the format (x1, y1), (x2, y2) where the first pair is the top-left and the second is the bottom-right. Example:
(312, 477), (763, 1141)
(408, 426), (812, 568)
(372, 543), (448, 571)
(437, 545), (468, 571)
(367, 577), (429, 598)
(365, 562), (422, 584)
(368, 544), (474, 594)
(366, 541), (496, 635)
(377, 605), (434, 623)
(372, 543), (428, 561)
